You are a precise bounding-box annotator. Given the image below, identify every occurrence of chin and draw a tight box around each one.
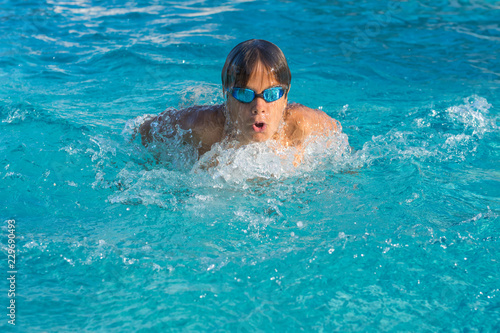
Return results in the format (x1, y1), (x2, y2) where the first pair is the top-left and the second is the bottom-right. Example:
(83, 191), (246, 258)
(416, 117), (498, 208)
(251, 133), (271, 142)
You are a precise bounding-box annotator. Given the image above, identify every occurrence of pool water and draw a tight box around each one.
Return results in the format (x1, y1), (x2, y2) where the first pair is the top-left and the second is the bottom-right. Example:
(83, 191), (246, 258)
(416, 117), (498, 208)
(1, 0), (499, 331)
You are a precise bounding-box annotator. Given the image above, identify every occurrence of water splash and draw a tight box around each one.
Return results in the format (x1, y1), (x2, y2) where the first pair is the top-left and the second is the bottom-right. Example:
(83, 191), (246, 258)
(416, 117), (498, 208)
(107, 168), (191, 208)
(445, 95), (496, 138)
(194, 141), (297, 185)
(122, 111), (200, 171)
(193, 130), (351, 185)
(108, 117), (352, 208)
(356, 95), (497, 166)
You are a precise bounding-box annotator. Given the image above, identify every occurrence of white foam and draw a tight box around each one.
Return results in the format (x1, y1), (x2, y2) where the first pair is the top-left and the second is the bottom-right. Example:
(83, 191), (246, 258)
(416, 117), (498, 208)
(446, 95), (496, 137)
(2, 107), (28, 123)
(193, 131), (351, 185)
(121, 114), (156, 141)
(193, 140), (297, 185)
(355, 95), (497, 166)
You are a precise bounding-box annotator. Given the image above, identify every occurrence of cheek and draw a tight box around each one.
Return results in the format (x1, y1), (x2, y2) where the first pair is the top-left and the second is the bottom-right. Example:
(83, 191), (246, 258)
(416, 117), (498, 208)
(271, 99), (287, 121)
(227, 99), (248, 122)
(226, 99), (238, 117)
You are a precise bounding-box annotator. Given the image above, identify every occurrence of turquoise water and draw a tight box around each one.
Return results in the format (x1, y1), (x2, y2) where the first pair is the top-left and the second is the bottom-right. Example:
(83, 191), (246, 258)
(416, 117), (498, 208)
(2, 0), (500, 331)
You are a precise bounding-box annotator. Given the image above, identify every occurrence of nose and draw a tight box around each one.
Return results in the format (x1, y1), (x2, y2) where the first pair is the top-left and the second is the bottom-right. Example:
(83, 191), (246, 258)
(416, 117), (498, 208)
(251, 96), (267, 115)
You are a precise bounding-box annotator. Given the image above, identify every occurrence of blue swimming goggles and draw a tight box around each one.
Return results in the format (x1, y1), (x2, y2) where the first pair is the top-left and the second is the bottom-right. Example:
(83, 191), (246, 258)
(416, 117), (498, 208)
(228, 86), (285, 103)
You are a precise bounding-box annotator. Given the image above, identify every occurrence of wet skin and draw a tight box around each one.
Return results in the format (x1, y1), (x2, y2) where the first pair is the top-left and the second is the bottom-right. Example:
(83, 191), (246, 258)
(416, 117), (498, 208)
(139, 61), (342, 159)
(224, 61), (288, 144)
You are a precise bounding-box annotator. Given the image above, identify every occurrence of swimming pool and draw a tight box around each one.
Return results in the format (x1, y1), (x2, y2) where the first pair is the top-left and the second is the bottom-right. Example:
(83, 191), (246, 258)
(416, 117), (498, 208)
(1, 0), (499, 331)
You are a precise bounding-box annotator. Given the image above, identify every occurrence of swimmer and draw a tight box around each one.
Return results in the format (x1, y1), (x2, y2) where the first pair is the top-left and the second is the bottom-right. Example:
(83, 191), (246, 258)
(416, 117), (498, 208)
(139, 39), (345, 164)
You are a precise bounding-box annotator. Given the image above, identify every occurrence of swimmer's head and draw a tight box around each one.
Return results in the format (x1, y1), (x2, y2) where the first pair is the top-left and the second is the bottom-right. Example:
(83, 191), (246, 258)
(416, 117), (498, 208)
(221, 39), (291, 96)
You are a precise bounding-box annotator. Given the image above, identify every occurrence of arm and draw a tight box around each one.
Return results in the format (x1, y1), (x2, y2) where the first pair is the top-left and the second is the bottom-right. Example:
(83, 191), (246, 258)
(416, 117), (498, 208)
(139, 104), (225, 154)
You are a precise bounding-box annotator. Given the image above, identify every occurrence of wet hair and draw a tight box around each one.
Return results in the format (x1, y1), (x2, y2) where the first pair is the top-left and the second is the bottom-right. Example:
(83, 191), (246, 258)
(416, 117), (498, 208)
(221, 39), (291, 95)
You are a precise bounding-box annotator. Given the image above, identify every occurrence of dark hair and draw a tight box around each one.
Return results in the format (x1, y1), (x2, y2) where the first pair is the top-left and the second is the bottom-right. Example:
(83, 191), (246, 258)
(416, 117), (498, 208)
(221, 39), (291, 94)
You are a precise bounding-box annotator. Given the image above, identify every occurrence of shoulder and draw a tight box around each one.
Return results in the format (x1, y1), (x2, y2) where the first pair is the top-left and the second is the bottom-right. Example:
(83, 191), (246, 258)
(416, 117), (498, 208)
(179, 104), (226, 153)
(284, 103), (341, 142)
(177, 104), (225, 129)
(186, 104), (224, 136)
(139, 104), (225, 152)
(144, 104), (225, 132)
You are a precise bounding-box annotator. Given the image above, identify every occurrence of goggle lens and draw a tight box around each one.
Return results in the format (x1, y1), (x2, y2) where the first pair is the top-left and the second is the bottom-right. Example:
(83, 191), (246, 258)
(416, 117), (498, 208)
(230, 87), (284, 103)
(233, 88), (255, 103)
(263, 87), (284, 102)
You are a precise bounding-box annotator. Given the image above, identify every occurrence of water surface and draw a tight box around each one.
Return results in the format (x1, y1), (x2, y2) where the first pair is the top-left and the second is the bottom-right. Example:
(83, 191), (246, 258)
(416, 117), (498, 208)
(1, 0), (499, 331)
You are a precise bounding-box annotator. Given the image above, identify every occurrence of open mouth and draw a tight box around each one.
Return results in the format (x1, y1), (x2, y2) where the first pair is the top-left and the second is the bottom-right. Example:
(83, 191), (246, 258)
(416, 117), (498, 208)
(253, 122), (266, 132)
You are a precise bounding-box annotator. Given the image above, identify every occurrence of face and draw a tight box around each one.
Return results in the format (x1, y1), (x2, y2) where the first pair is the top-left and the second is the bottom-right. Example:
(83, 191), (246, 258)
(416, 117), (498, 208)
(225, 61), (288, 144)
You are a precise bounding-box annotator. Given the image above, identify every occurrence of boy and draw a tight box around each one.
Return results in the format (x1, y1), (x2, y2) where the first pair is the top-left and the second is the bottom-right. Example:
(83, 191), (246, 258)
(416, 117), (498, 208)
(140, 39), (343, 161)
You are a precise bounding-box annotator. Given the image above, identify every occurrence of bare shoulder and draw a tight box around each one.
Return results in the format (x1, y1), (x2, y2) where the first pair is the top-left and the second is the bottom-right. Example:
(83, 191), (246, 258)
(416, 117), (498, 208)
(284, 103), (341, 142)
(179, 104), (225, 131)
(186, 104), (225, 152)
(139, 104), (225, 153)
